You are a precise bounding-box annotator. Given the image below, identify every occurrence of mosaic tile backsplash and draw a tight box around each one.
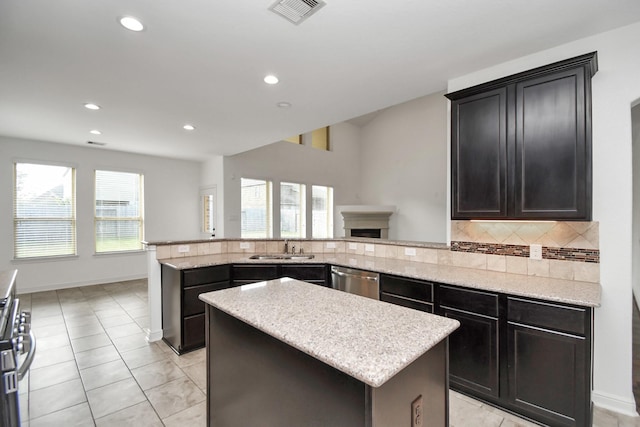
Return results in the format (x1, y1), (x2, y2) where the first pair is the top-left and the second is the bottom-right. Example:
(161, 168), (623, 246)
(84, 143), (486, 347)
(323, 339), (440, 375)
(451, 220), (599, 263)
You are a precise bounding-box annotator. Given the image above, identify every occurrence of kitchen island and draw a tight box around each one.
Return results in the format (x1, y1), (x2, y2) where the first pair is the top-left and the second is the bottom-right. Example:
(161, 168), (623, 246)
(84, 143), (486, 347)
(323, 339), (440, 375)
(200, 277), (460, 427)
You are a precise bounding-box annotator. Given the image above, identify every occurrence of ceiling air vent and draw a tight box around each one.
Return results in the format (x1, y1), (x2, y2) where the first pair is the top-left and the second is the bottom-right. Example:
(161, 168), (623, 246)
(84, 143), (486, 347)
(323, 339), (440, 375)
(269, 0), (326, 25)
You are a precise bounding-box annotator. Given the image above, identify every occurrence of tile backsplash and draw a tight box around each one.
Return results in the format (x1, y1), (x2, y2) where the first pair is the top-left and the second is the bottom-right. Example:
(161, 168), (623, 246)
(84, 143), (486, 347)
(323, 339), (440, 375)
(451, 220), (598, 249)
(149, 224), (600, 283)
(450, 220), (599, 282)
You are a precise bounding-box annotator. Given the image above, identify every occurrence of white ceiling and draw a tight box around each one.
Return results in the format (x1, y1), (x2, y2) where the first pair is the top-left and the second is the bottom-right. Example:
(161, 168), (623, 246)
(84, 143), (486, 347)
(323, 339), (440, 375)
(1, 1), (639, 161)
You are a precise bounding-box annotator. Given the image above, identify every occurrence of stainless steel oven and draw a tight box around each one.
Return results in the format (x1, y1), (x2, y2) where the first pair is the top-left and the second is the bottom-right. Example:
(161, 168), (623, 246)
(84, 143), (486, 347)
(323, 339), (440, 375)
(1, 270), (35, 427)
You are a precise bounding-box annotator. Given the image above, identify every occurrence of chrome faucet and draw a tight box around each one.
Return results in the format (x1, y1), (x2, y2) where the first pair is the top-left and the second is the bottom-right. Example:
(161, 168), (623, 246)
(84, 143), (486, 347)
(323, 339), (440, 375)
(291, 245), (296, 254)
(284, 239), (289, 254)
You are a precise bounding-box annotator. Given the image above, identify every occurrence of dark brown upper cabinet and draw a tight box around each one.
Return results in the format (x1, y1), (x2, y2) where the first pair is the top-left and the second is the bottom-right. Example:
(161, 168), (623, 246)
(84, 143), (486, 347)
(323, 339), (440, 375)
(446, 52), (597, 220)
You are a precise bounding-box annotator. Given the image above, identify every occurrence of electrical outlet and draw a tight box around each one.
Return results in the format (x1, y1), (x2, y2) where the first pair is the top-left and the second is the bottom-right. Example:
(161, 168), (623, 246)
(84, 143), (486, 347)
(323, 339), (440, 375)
(326, 242), (336, 249)
(239, 242), (250, 249)
(411, 395), (423, 427)
(530, 244), (543, 260)
(348, 242), (357, 250)
(405, 247), (417, 257)
(178, 245), (190, 253)
(365, 244), (375, 253)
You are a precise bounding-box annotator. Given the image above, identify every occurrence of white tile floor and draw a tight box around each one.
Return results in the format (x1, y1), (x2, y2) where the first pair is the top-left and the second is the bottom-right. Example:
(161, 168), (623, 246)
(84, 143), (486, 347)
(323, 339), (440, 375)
(16, 279), (640, 426)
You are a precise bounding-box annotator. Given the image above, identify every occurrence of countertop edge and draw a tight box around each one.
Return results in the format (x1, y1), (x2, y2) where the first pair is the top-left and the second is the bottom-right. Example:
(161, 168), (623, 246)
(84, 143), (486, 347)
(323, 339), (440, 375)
(163, 253), (601, 308)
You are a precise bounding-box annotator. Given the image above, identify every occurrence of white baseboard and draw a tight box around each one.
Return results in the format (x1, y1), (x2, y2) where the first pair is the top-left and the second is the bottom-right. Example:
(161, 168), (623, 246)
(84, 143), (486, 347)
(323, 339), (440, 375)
(592, 390), (639, 417)
(18, 274), (148, 294)
(145, 328), (163, 343)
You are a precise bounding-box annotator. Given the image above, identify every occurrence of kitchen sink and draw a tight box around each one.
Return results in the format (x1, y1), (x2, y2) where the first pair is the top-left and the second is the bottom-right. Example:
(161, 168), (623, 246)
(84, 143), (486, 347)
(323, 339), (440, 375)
(249, 254), (315, 260)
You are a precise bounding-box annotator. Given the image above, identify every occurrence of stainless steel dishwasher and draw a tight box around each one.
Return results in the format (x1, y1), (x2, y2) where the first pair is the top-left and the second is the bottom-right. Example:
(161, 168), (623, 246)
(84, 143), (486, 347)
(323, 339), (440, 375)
(330, 266), (379, 300)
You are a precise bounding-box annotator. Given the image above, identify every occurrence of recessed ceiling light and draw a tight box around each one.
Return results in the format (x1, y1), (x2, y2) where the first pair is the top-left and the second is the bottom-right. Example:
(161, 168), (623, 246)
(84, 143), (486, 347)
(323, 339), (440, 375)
(84, 103), (101, 110)
(119, 16), (144, 32)
(90, 130), (102, 135)
(183, 124), (195, 131)
(264, 75), (279, 85)
(277, 102), (292, 108)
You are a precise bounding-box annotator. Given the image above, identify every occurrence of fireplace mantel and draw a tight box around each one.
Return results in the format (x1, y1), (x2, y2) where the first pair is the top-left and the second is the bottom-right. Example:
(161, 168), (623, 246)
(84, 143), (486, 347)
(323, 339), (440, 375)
(338, 205), (395, 239)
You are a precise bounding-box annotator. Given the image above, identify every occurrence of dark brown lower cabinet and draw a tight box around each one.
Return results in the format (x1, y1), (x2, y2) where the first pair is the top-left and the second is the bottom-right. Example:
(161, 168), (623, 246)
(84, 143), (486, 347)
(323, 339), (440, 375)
(280, 264), (330, 287)
(231, 264), (279, 287)
(507, 297), (591, 427)
(438, 285), (500, 399)
(161, 264), (231, 354)
(432, 285), (592, 427)
(379, 274), (434, 313)
(232, 264), (330, 287)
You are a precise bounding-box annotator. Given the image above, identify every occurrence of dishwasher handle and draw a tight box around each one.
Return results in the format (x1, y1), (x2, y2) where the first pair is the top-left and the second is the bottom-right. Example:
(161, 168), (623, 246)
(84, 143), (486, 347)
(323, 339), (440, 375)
(331, 267), (380, 282)
(332, 269), (379, 281)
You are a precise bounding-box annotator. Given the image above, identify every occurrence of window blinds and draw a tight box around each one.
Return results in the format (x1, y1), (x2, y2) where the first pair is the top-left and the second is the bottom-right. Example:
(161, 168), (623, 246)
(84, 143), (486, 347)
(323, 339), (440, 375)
(95, 170), (144, 252)
(14, 162), (76, 258)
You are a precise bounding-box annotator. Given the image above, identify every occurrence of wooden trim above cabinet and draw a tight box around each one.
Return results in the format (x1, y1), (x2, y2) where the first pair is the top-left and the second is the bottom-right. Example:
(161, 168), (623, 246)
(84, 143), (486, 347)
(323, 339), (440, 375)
(445, 52), (598, 101)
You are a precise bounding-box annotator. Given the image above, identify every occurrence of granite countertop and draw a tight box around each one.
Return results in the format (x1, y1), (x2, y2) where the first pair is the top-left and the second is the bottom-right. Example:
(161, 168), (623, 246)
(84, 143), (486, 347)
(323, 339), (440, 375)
(161, 253), (601, 307)
(199, 277), (460, 388)
(143, 237), (449, 250)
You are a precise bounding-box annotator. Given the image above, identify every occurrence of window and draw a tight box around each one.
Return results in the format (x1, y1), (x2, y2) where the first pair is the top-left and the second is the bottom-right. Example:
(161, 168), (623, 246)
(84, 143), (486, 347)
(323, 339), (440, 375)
(95, 170), (144, 253)
(283, 135), (301, 144)
(280, 182), (306, 238)
(282, 127), (329, 151)
(311, 127), (330, 151)
(312, 185), (333, 238)
(201, 186), (217, 237)
(14, 162), (76, 259)
(241, 178), (272, 238)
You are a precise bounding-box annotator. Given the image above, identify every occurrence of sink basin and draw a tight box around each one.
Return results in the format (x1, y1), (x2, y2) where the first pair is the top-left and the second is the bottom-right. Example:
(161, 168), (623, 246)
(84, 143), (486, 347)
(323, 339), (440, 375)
(249, 254), (315, 260)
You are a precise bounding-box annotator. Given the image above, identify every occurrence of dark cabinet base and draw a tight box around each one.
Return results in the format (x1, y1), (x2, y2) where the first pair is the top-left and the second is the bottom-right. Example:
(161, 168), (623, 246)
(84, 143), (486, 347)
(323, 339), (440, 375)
(378, 279), (592, 427)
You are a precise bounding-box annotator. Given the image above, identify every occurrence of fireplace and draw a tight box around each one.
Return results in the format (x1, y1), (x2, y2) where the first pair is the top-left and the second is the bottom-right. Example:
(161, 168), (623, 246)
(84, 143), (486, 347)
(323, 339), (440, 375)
(339, 206), (395, 239)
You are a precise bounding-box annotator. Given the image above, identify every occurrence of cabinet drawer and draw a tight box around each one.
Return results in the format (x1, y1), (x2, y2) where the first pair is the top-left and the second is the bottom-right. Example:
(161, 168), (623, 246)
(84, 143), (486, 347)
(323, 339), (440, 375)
(182, 314), (205, 351)
(439, 285), (499, 317)
(184, 282), (229, 317)
(183, 265), (230, 287)
(507, 297), (587, 336)
(281, 265), (327, 282)
(380, 292), (433, 313)
(232, 265), (279, 281)
(380, 274), (433, 303)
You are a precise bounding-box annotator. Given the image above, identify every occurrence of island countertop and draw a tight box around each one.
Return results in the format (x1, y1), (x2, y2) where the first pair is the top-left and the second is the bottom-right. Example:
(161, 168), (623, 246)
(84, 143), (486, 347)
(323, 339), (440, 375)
(199, 277), (460, 388)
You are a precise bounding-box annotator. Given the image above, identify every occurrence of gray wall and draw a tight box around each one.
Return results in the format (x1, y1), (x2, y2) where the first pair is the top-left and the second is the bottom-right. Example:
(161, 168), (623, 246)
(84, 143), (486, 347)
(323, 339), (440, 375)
(359, 92), (448, 242)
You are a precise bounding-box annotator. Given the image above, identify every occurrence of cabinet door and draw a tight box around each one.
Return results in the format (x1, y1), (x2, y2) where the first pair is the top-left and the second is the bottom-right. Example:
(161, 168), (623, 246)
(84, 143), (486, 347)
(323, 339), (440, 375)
(514, 67), (590, 219)
(182, 313), (206, 351)
(507, 323), (588, 426)
(442, 307), (499, 398)
(451, 88), (508, 219)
